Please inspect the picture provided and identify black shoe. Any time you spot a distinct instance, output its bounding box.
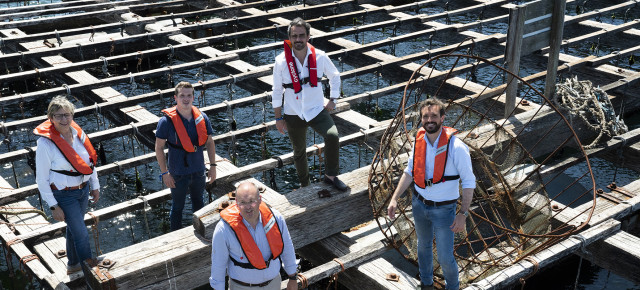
[324,176,348,191]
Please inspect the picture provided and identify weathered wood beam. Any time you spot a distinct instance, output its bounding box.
[284,240,392,289]
[579,230,640,284]
[0,54,238,105]
[83,164,373,288]
[297,221,420,289]
[0,30,175,67]
[0,18,155,48]
[0,41,207,83]
[0,0,104,14]
[0,7,130,29]
[155,0,356,34]
[0,0,148,21]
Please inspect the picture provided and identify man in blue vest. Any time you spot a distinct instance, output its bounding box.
[155,81,217,231]
[272,17,347,191]
[387,98,476,290]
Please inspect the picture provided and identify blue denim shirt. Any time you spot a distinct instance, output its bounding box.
[155,113,214,175]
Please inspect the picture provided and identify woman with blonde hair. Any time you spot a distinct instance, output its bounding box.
[34,96,100,275]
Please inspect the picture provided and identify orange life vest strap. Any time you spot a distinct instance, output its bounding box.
[220,202,284,270]
[161,106,208,153]
[283,40,317,94]
[33,120,97,175]
[412,126,458,189]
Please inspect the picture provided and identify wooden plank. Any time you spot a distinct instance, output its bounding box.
[0,0,148,21]
[504,5,526,118]
[543,0,566,99]
[298,221,419,289]
[579,230,640,284]
[0,7,130,29]
[195,165,374,244]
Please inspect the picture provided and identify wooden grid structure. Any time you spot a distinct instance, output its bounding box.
[0,0,639,289]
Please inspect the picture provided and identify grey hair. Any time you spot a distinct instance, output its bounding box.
[47,96,75,119]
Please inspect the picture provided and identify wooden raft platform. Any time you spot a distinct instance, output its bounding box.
[0,0,639,289]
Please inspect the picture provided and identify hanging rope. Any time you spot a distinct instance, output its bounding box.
[518,256,539,290]
[553,76,628,148]
[326,258,345,290]
[139,195,152,239]
[128,73,137,97]
[87,212,102,255]
[571,234,591,290]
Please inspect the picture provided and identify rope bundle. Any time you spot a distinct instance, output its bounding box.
[554,77,628,148]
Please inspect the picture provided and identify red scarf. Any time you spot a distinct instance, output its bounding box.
[283,40,317,94]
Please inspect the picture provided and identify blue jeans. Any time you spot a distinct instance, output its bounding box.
[412,196,459,290]
[170,171,206,231]
[53,186,92,267]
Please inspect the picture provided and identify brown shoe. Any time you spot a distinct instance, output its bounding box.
[84,258,98,268]
[66,264,81,275]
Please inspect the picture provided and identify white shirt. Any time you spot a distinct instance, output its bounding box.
[272,45,341,121]
[35,126,100,207]
[404,131,476,201]
[209,207,297,289]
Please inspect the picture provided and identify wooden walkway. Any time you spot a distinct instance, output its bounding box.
[0,0,639,289]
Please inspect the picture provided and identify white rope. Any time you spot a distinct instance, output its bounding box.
[553,76,628,148]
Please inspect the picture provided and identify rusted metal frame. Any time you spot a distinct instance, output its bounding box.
[608,184,635,198]
[0,54,237,105]
[0,30,174,67]
[429,39,477,99]
[0,41,205,84]
[0,7,130,30]
[0,0,148,21]
[597,190,623,204]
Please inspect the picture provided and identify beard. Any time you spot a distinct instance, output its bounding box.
[423,121,442,134]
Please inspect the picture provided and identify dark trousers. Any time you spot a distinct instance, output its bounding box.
[284,109,340,187]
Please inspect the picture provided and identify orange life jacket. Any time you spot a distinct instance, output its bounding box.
[283,40,317,94]
[413,126,460,188]
[33,120,97,176]
[220,202,284,270]
[161,106,208,153]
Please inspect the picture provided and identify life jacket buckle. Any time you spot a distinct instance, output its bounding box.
[425,179,433,187]
[193,145,198,152]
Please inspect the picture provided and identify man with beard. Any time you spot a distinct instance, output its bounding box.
[271,17,347,191]
[387,98,475,290]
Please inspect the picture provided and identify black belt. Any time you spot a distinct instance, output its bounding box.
[414,193,457,207]
[283,77,310,89]
[230,277,274,287]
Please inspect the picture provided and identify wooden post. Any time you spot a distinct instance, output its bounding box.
[544,0,567,100]
[505,5,526,119]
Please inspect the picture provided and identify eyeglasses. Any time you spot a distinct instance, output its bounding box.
[237,199,260,207]
[52,113,73,120]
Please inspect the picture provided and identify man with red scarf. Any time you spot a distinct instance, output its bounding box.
[272,17,347,191]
